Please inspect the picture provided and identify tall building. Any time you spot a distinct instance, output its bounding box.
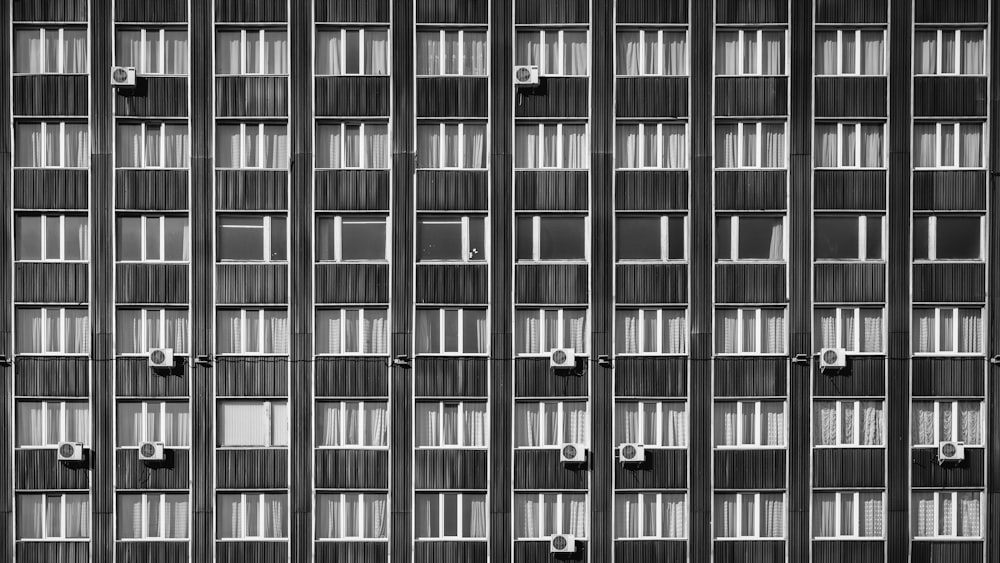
[1,0,998,561]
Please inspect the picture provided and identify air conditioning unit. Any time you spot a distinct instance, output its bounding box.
[110,66,137,88]
[560,443,587,464]
[938,441,965,464]
[550,348,576,370]
[138,441,165,462]
[148,348,174,369]
[819,347,847,372]
[550,533,576,554]
[57,442,84,462]
[513,65,540,87]
[619,443,646,463]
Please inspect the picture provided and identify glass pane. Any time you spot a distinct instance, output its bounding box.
[340,218,386,261]
[538,217,585,260]
[814,216,859,259]
[738,217,783,260]
[418,219,463,260]
[217,216,265,260]
[617,217,661,260]
[15,216,42,260]
[935,216,980,259]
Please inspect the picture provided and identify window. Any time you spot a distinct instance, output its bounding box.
[912,491,981,538]
[217,309,289,354]
[813,492,883,538]
[914,123,983,168]
[914,29,985,75]
[15,307,90,354]
[415,493,488,539]
[117,493,189,539]
[814,307,884,353]
[117,401,190,447]
[912,401,982,447]
[116,28,188,74]
[14,27,87,73]
[616,123,688,169]
[912,307,982,354]
[714,493,784,538]
[416,29,487,75]
[815,123,885,168]
[515,401,588,448]
[814,215,883,261]
[316,493,387,539]
[615,309,687,354]
[515,29,588,75]
[417,216,487,262]
[15,215,89,261]
[617,29,688,76]
[617,216,685,261]
[813,400,884,446]
[217,215,287,262]
[217,401,288,448]
[415,309,488,354]
[715,309,785,354]
[514,493,588,539]
[914,215,983,260]
[316,309,388,355]
[615,402,687,447]
[715,29,785,75]
[714,401,786,448]
[316,123,389,169]
[516,216,587,261]
[217,493,287,539]
[815,29,884,75]
[716,215,784,261]
[216,123,288,169]
[316,401,388,448]
[16,401,90,447]
[116,123,189,168]
[316,28,388,75]
[117,215,190,262]
[515,309,588,354]
[17,494,90,539]
[515,123,588,169]
[316,216,387,262]
[416,402,487,448]
[715,122,786,168]
[616,493,687,539]
[15,122,89,168]
[117,309,189,355]
[216,29,288,75]
[416,123,487,168]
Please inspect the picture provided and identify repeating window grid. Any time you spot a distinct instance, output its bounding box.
[18,494,88,539]
[913,401,982,446]
[419,309,486,355]
[18,307,85,355]
[616,123,688,169]
[417,493,486,540]
[417,123,485,169]
[220,123,286,169]
[417,402,486,448]
[318,28,387,76]
[117,123,186,168]
[521,29,588,76]
[814,215,882,261]
[719,215,787,261]
[817,307,884,353]
[814,400,883,447]
[717,122,787,169]
[517,493,586,539]
[914,123,984,168]
[816,29,884,75]
[418,217,486,263]
[517,123,588,169]
[220,309,282,355]
[117,309,185,354]
[317,309,386,355]
[815,123,885,168]
[519,309,589,354]
[120,401,182,446]
[521,217,589,262]
[717,29,785,76]
[318,493,386,539]
[814,491,884,539]
[120,493,182,540]
[319,401,387,449]
[915,216,985,260]
[916,29,986,75]
[716,401,786,448]
[517,402,588,448]
[617,309,687,355]
[914,307,983,355]
[617,29,688,76]
[16,401,86,448]
[17,122,85,168]
[618,402,687,448]
[912,491,983,539]
[319,123,386,169]
[18,215,85,261]
[323,216,388,262]
[119,29,181,75]
[418,30,485,76]
[217,29,285,75]
[615,493,686,539]
[220,493,285,539]
[716,308,786,355]
[716,493,784,539]
[15,28,86,74]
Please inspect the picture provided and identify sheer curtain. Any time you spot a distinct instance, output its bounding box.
[665,32,687,75]
[913,124,935,167]
[662,124,687,168]
[814,402,838,445]
[815,310,837,349]
[164,494,189,538]
[715,124,738,168]
[762,32,784,74]
[617,32,640,75]
[616,125,638,168]
[317,31,341,74]
[911,402,935,445]
[959,124,982,167]
[164,124,189,167]
[861,31,884,74]
[465,495,488,537]
[16,402,45,446]
[615,494,639,537]
[366,124,388,169]
[165,309,189,353]
[762,402,785,445]
[714,403,737,446]
[514,495,538,538]
[616,310,638,354]
[465,32,487,75]
[860,124,883,167]
[663,495,686,537]
[716,310,738,353]
[816,32,837,74]
[961,31,983,74]
[914,31,936,74]
[464,403,487,447]
[364,30,388,74]
[663,403,687,446]
[515,32,540,68]
[861,493,883,537]
[861,401,884,445]
[264,310,288,354]
[218,401,269,446]
[761,494,784,537]
[15,30,43,73]
[263,125,288,169]
[565,495,588,537]
[514,403,537,447]
[813,493,836,537]
[815,124,837,166]
[860,309,883,352]
[763,309,785,353]
[215,31,241,74]
[315,310,341,354]
[416,403,439,447]
[958,402,981,444]
[163,402,190,446]
[564,403,588,444]
[563,125,587,168]
[762,123,785,167]
[912,309,933,352]
[663,309,685,353]
[215,124,241,168]
[564,31,588,75]
[958,309,982,353]
[464,124,486,168]
[913,493,935,536]
[514,125,538,168]
[261,494,286,537]
[957,492,980,536]
[714,495,737,537]
[715,32,738,74]
[316,402,341,446]
[616,402,640,443]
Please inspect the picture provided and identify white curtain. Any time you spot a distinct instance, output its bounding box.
[665,32,687,75]
[615,494,642,538]
[762,31,784,74]
[218,401,270,447]
[761,494,784,537]
[263,310,288,354]
[761,402,785,446]
[715,309,738,353]
[961,31,983,74]
[814,402,838,445]
[714,403,737,446]
[762,309,785,354]
[715,124,738,168]
[316,310,341,354]
[464,124,486,168]
[662,123,687,168]
[615,402,641,443]
[662,309,686,354]
[564,403,588,444]
[913,124,935,167]
[262,125,288,169]
[959,123,982,167]
[316,402,343,446]
[365,124,388,169]
[958,308,982,353]
[663,403,687,446]
[565,494,588,537]
[316,30,341,74]
[860,124,882,167]
[514,125,538,168]
[617,32,640,75]
[762,123,785,167]
[815,309,837,349]
[860,309,883,353]
[564,31,588,75]
[464,495,488,537]
[861,31,884,74]
[16,402,46,446]
[663,495,686,537]
[913,493,935,536]
[815,124,837,166]
[957,492,980,536]
[416,403,439,447]
[216,124,241,168]
[861,493,883,537]
[464,403,487,447]
[714,495,737,537]
[813,493,836,537]
[957,402,981,444]
[815,32,837,74]
[215,31,241,74]
[464,31,487,75]
[911,402,936,445]
[164,124,189,167]
[163,494,188,538]
[715,32,738,74]
[616,310,639,354]
[860,401,884,445]
[363,30,388,74]
[912,309,933,353]
[563,125,587,168]
[514,494,538,538]
[914,31,936,74]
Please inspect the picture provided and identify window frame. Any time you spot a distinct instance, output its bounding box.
[116,214,189,263]
[911,491,983,539]
[14,26,88,74]
[814,122,886,168]
[215,122,288,170]
[812,491,884,539]
[515,28,590,76]
[117,492,189,540]
[216,400,288,448]
[14,214,89,262]
[415,28,488,76]
[615,27,689,77]
[116,122,190,169]
[15,400,90,449]
[912,306,984,355]
[216,214,287,263]
[813,214,884,262]
[115,27,188,75]
[714,492,786,539]
[116,307,189,355]
[416,215,488,263]
[15,121,89,169]
[615,308,688,355]
[814,28,886,76]
[315,308,389,356]
[315,492,388,540]
[913,122,984,169]
[513,492,589,540]
[714,307,787,355]
[216,492,287,540]
[315,401,389,449]
[714,400,787,449]
[415,122,488,169]
[813,306,885,354]
[911,400,983,447]
[514,122,589,169]
[516,215,589,262]
[16,493,90,540]
[615,401,688,448]
[316,215,388,262]
[515,308,590,355]
[215,308,289,355]
[514,401,589,449]
[715,27,787,76]
[315,122,389,170]
[415,492,488,540]
[117,400,190,448]
[15,306,90,355]
[913,28,987,76]
[315,27,389,76]
[415,401,488,449]
[813,400,885,447]
[215,28,288,76]
[615,122,689,169]
[913,215,984,261]
[616,215,687,262]
[714,121,787,169]
[414,308,489,355]
[716,215,787,262]
[614,492,688,539]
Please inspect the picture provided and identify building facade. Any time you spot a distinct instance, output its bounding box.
[1,0,999,561]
